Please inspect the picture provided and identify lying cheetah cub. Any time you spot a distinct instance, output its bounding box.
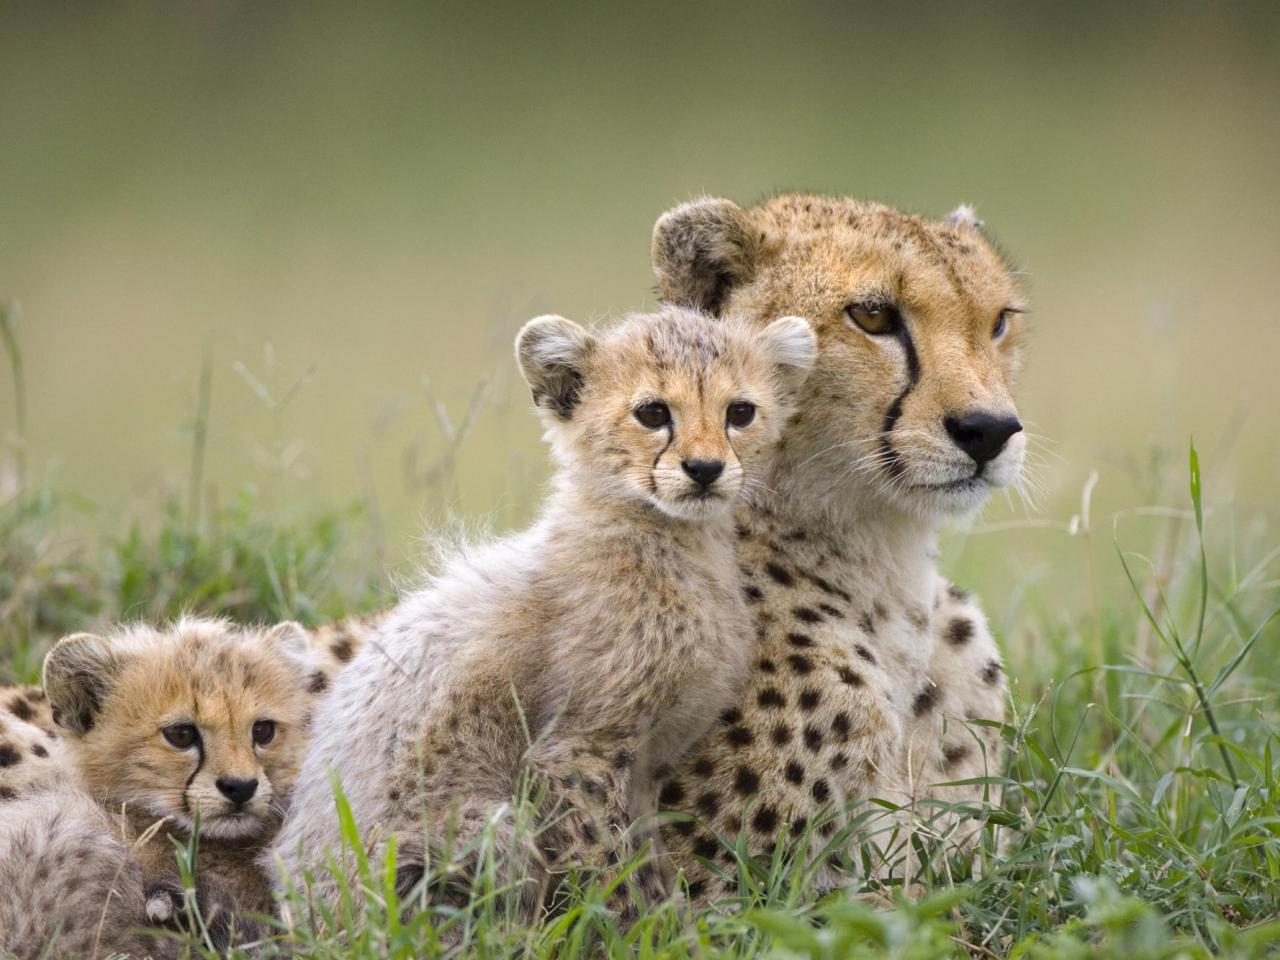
[273,305,816,915]
[0,618,321,958]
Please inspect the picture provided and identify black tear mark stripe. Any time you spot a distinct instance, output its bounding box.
[879,322,921,479]
[648,424,675,494]
[182,740,206,814]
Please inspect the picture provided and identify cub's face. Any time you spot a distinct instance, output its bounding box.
[517,305,816,521]
[44,619,313,840]
[653,195,1028,518]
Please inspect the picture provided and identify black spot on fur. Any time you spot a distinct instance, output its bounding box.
[0,786,14,801]
[7,697,34,722]
[330,637,355,663]
[772,723,792,746]
[757,687,785,709]
[752,806,779,834]
[854,644,876,663]
[764,562,794,587]
[830,753,848,771]
[735,524,750,540]
[743,584,763,603]
[811,779,831,803]
[758,658,777,673]
[659,780,685,806]
[692,757,715,778]
[859,613,876,635]
[686,878,707,899]
[787,632,814,648]
[388,788,401,802]
[788,654,814,674]
[0,744,18,767]
[837,666,864,687]
[734,767,760,796]
[948,584,970,602]
[784,761,804,784]
[307,672,330,694]
[803,725,824,752]
[31,744,47,758]
[719,706,743,726]
[873,601,889,621]
[798,689,821,711]
[696,792,720,817]
[672,819,696,836]
[942,743,971,768]
[818,603,844,619]
[793,606,822,624]
[790,816,808,836]
[801,572,852,602]
[693,836,719,860]
[946,618,974,645]
[614,749,634,770]
[831,712,851,740]
[912,684,939,717]
[982,660,1004,685]
[726,725,754,748]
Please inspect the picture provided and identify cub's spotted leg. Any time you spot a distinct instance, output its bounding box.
[530,729,669,918]
[386,802,549,922]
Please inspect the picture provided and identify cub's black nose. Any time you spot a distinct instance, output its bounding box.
[215,777,259,805]
[944,412,1023,465]
[682,458,725,488]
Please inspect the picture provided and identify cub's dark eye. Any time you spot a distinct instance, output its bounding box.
[993,311,1009,340]
[162,723,198,750]
[633,401,671,429]
[726,401,757,428]
[252,720,276,746]
[844,302,899,336]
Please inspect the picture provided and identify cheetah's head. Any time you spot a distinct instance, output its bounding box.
[652,195,1028,520]
[517,304,816,521]
[43,618,315,840]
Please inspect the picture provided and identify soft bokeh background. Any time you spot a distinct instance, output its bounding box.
[2,1,1277,631]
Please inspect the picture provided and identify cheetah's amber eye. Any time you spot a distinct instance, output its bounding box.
[162,723,199,750]
[633,401,671,429]
[844,302,900,336]
[252,720,276,746]
[726,401,756,428]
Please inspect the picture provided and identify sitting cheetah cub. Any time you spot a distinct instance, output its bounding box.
[273,305,816,916]
[0,618,320,958]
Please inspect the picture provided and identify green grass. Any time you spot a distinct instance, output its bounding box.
[2,326,1279,958]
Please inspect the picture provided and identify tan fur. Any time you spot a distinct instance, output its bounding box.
[646,194,1020,898]
[0,684,70,799]
[0,619,322,957]
[272,305,816,918]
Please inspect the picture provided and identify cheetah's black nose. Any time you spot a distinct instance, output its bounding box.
[682,458,724,488]
[944,412,1023,466]
[215,777,259,806]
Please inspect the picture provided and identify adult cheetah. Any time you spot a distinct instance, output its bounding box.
[648,195,1022,898]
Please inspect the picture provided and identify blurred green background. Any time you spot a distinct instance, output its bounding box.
[1,1,1277,629]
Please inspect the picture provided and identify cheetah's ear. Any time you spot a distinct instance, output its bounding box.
[759,315,818,395]
[652,197,759,315]
[516,315,596,421]
[261,621,311,660]
[945,204,984,230]
[43,633,125,736]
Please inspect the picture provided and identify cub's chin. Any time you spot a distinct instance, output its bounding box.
[652,489,736,522]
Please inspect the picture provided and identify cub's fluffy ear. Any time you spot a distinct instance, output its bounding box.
[652,197,759,314]
[262,620,311,659]
[759,315,818,394]
[945,203,984,230]
[43,633,124,735]
[516,315,596,420]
